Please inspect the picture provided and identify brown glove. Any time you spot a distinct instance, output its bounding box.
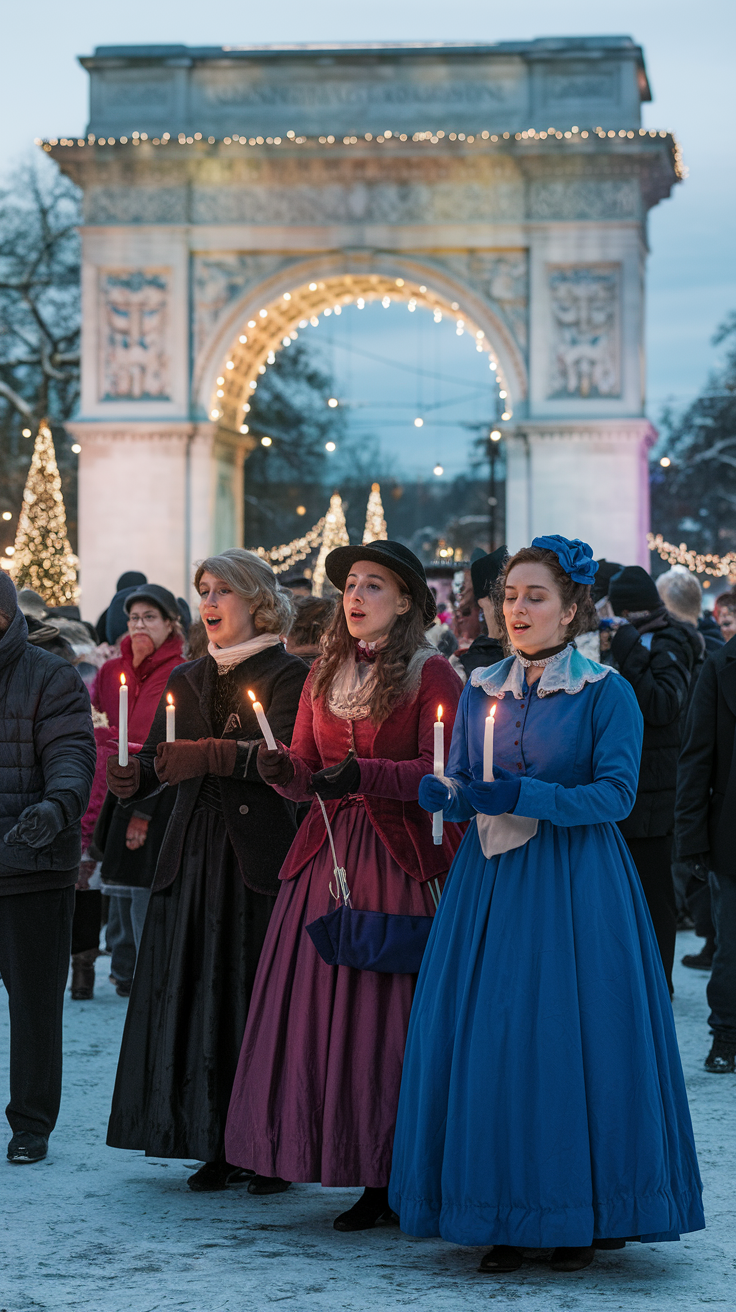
[155,738,237,786]
[107,757,141,799]
[125,815,149,850]
[257,740,295,787]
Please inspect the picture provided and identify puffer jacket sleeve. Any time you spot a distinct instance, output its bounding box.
[34,660,96,825]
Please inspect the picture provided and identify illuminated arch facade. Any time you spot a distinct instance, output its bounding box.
[54,39,680,614]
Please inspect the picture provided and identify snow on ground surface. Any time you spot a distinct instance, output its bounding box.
[0,929,733,1312]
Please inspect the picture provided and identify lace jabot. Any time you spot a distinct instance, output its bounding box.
[470,643,610,700]
[325,645,437,720]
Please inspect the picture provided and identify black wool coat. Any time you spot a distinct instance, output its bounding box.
[130,643,308,897]
[675,634,736,878]
[611,618,699,839]
[0,607,96,895]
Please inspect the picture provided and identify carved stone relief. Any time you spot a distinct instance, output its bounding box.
[548,264,620,399]
[530,179,639,222]
[99,269,170,401]
[193,255,295,359]
[436,252,529,354]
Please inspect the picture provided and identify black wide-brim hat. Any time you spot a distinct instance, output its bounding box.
[325,541,437,626]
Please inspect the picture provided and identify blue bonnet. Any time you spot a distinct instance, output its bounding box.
[531,535,599,586]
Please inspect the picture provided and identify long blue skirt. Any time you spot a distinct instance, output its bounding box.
[389,819,704,1248]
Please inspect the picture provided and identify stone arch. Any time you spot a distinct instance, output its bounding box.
[194,254,528,454]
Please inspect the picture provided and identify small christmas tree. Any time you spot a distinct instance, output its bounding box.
[362,482,388,544]
[312,492,349,596]
[10,420,79,605]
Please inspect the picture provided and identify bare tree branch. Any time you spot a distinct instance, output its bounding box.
[0,380,33,420]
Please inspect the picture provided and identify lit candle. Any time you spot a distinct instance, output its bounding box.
[247,689,277,750]
[433,704,444,845]
[483,703,496,782]
[166,692,175,743]
[118,674,128,766]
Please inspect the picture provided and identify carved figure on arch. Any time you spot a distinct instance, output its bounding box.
[100,269,170,402]
[548,264,620,399]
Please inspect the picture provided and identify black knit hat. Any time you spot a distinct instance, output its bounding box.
[470,544,508,601]
[0,570,18,619]
[592,558,623,604]
[325,541,437,625]
[609,565,660,614]
[124,584,181,623]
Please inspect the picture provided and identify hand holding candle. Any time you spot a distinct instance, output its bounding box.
[248,689,277,750]
[483,703,496,782]
[118,674,128,766]
[166,692,176,743]
[433,704,444,845]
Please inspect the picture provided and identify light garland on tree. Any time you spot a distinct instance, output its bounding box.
[648,533,736,579]
[312,494,349,597]
[8,421,79,604]
[253,518,326,574]
[363,482,388,544]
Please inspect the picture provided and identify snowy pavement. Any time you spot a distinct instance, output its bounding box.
[0,929,733,1312]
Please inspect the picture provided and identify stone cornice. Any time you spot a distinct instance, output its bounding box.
[511,418,657,446]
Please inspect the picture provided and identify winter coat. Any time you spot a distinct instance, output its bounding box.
[275,653,465,883]
[92,632,185,745]
[675,634,736,879]
[131,643,308,896]
[698,612,725,655]
[610,617,700,838]
[0,608,96,895]
[451,635,505,685]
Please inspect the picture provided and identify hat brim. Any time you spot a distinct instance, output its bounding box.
[325,546,437,625]
[124,588,179,621]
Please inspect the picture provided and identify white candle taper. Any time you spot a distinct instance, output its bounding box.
[166,692,175,743]
[248,689,277,750]
[432,704,444,845]
[118,674,128,766]
[483,703,496,782]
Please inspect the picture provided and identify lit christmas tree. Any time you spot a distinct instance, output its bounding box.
[362,482,388,544]
[9,420,79,605]
[312,491,349,596]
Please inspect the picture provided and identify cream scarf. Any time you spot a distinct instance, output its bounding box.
[208,631,282,675]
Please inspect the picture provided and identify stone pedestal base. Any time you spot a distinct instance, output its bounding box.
[505,420,656,567]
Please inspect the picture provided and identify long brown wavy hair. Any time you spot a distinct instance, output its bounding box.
[311,588,432,724]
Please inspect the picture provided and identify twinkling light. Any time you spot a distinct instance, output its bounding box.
[648,533,736,578]
[312,494,349,596]
[10,420,79,604]
[362,483,388,544]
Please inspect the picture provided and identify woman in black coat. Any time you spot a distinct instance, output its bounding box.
[106,549,308,1190]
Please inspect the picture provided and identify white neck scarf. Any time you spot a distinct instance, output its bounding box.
[208,631,282,675]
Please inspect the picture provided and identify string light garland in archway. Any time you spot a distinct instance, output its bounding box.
[648,533,736,579]
[253,517,326,574]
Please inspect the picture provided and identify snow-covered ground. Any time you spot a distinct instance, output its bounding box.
[0,930,732,1312]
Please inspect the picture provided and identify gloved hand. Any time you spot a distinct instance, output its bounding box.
[4,799,66,848]
[107,757,141,799]
[76,853,97,890]
[310,751,361,799]
[684,852,710,882]
[418,774,452,813]
[125,816,149,850]
[155,738,237,786]
[257,741,295,787]
[467,778,521,816]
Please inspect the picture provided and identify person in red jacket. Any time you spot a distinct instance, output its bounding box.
[224,542,464,1231]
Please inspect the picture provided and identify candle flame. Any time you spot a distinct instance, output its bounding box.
[491,705,496,720]
[247,690,256,702]
[166,693,174,706]
[120,673,126,686]
[437,705,443,722]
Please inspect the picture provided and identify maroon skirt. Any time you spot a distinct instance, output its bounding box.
[224,798,439,1187]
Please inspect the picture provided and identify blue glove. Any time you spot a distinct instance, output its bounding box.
[466,779,521,816]
[418,774,452,813]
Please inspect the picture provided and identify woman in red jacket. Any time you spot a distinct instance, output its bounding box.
[225,541,464,1231]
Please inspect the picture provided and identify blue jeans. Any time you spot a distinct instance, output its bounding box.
[707,871,736,1043]
[105,887,151,984]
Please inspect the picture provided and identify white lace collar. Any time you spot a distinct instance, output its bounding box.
[470,644,610,700]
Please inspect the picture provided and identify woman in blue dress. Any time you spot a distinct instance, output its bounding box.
[389,536,704,1274]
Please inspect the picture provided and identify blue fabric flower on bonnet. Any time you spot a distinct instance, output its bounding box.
[531,535,599,585]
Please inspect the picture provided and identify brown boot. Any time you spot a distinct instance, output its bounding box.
[70,949,98,1000]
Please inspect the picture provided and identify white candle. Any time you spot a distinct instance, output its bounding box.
[166,693,175,743]
[118,675,128,766]
[433,705,444,845]
[248,689,277,751]
[483,703,496,782]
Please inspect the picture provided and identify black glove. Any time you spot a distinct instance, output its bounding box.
[685,853,710,882]
[4,799,66,849]
[310,751,361,800]
[257,741,295,788]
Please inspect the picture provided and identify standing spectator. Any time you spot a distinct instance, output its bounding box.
[713,590,736,643]
[285,595,335,666]
[451,545,507,683]
[606,565,701,993]
[657,566,720,663]
[282,575,313,598]
[95,571,147,645]
[676,633,736,1072]
[0,574,96,1164]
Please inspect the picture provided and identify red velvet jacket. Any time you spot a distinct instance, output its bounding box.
[92,632,185,745]
[276,652,465,882]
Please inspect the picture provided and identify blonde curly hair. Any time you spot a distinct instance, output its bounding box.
[194,549,294,636]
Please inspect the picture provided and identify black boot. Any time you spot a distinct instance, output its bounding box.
[593,1238,626,1250]
[7,1131,48,1164]
[550,1246,595,1271]
[704,1037,736,1073]
[478,1246,523,1272]
[333,1186,397,1232]
[187,1161,252,1191]
[682,947,714,971]
[70,949,97,1000]
[247,1174,291,1195]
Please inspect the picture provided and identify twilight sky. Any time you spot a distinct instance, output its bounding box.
[3,0,735,477]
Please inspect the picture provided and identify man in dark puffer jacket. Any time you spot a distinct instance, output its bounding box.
[605,565,702,995]
[0,574,95,1165]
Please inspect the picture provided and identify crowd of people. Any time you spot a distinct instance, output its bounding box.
[2,529,734,1277]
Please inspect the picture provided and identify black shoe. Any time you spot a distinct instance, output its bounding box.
[333,1186,397,1232]
[187,1160,253,1192]
[704,1038,736,1073]
[478,1245,523,1273]
[682,949,714,971]
[550,1245,595,1271]
[109,975,131,998]
[676,911,695,931]
[7,1131,48,1164]
[593,1238,626,1250]
[70,949,97,1000]
[247,1174,291,1196]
